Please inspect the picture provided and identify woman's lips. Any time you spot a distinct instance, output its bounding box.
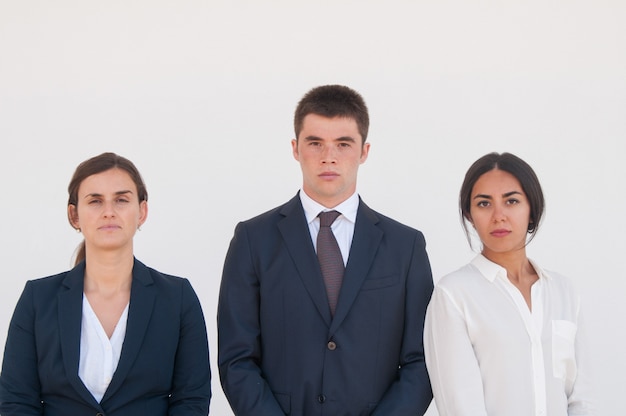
[490,229,511,237]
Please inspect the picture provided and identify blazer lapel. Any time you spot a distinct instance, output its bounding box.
[330,200,383,335]
[278,195,333,326]
[57,262,103,409]
[101,259,156,402]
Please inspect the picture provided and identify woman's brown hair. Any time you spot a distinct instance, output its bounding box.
[68,152,148,266]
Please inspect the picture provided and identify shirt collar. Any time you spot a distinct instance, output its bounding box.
[471,254,552,283]
[299,189,359,225]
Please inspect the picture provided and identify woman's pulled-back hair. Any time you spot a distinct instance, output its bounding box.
[459,152,545,248]
[68,152,148,265]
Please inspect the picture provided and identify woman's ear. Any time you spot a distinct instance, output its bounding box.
[138,201,148,228]
[68,204,80,230]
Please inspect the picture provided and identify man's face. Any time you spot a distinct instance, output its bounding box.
[292,114,370,208]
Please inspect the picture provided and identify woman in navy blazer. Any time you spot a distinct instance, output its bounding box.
[0,152,211,415]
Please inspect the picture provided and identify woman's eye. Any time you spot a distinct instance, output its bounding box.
[507,199,520,205]
[476,201,489,208]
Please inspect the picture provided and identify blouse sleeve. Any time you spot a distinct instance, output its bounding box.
[424,285,488,416]
[566,300,596,415]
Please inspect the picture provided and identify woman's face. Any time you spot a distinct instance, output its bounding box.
[69,168,147,256]
[468,169,531,259]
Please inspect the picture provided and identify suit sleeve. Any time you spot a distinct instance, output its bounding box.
[168,279,212,416]
[371,231,434,415]
[217,222,286,416]
[423,284,489,416]
[0,281,44,415]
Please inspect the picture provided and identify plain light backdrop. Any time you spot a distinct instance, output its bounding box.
[1,1,624,414]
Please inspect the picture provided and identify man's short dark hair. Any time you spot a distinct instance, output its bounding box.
[294,85,369,144]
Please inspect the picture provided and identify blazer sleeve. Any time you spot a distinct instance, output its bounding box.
[0,281,44,415]
[371,231,434,416]
[217,222,286,416]
[168,278,212,416]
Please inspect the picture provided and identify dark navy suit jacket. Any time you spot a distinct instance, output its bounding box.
[218,195,434,415]
[0,258,211,416]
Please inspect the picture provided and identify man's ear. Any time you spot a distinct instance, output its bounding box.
[291,139,299,161]
[359,142,370,164]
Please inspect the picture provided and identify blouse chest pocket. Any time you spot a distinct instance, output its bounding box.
[551,320,577,384]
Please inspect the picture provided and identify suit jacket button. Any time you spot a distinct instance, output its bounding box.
[327,341,337,350]
[96,413,104,416]
[317,394,326,403]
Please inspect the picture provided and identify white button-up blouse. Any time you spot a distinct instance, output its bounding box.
[424,255,594,416]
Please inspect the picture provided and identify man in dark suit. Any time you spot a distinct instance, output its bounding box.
[218,85,433,415]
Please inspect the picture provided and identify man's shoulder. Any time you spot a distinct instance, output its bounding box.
[358,201,423,236]
[238,194,302,228]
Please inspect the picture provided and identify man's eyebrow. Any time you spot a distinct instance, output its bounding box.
[83,190,133,199]
[302,136,357,142]
[335,136,356,143]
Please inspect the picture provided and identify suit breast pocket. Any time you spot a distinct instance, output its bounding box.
[360,274,399,291]
[552,319,577,384]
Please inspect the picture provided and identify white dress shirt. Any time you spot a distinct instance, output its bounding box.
[299,189,359,265]
[79,296,129,403]
[424,254,594,416]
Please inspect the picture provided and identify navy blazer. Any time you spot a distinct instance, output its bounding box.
[218,195,434,415]
[0,258,211,416]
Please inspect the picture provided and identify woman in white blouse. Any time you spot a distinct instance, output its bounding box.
[0,152,211,415]
[424,152,594,416]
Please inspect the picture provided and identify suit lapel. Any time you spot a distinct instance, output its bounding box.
[57,262,103,409]
[330,200,382,335]
[278,195,333,326]
[101,259,156,403]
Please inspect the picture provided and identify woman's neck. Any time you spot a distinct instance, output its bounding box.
[482,248,531,281]
[83,250,134,294]
[483,248,538,310]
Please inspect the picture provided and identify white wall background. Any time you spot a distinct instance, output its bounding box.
[1,1,624,414]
